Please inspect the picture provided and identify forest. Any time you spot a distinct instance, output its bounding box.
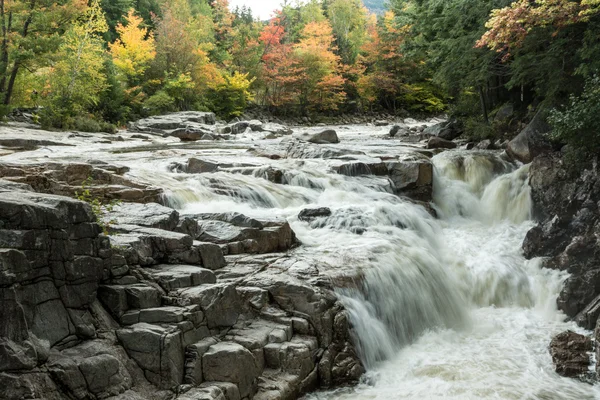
[0,0,599,152]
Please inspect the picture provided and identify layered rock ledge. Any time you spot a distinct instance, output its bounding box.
[0,184,363,400]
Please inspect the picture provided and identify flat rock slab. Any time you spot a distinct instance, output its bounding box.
[128,112,217,135]
[102,203,179,231]
[146,265,216,290]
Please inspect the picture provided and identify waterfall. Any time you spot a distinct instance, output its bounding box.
[117,131,597,399]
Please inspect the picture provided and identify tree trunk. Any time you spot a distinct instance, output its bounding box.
[479,86,489,124]
[3,0,35,106]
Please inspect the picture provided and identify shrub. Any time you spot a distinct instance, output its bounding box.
[144,90,175,115]
[208,72,255,119]
[73,116,117,134]
[549,75,600,157]
[400,83,447,114]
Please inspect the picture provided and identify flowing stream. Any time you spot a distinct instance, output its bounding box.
[147,127,599,399]
[9,123,599,399]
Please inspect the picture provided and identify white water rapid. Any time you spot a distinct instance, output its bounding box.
[8,123,599,399]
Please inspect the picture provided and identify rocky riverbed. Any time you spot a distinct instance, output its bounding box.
[1,111,599,400]
[0,112,443,400]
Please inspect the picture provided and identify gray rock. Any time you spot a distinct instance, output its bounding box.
[195,242,226,270]
[185,337,218,385]
[117,323,184,389]
[506,109,553,163]
[298,208,332,222]
[202,342,259,398]
[129,112,216,135]
[200,382,240,400]
[248,120,264,131]
[178,283,242,328]
[146,265,216,291]
[124,285,162,309]
[334,162,388,177]
[297,129,339,144]
[475,139,494,150]
[262,123,293,136]
[494,103,515,123]
[178,386,226,400]
[138,307,186,324]
[389,124,408,137]
[524,153,600,320]
[286,140,363,159]
[170,127,215,141]
[427,136,457,149]
[187,159,219,174]
[102,203,179,231]
[386,158,433,202]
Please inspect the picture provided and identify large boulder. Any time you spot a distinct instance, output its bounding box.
[117,323,184,389]
[128,112,216,135]
[170,127,215,141]
[386,157,434,202]
[506,110,553,163]
[427,136,457,149]
[296,130,339,144]
[549,331,592,378]
[202,342,260,398]
[101,203,179,231]
[524,153,600,321]
[0,192,109,351]
[0,161,162,204]
[298,208,332,222]
[423,119,463,141]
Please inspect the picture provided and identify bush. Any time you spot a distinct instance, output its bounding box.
[463,117,495,141]
[39,104,74,130]
[549,75,600,156]
[208,72,255,119]
[399,83,447,114]
[73,116,117,134]
[144,90,175,115]
[39,107,116,133]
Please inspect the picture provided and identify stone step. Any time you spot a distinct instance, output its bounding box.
[98,283,162,318]
[145,264,217,291]
[253,368,318,400]
[120,305,203,326]
[263,336,318,378]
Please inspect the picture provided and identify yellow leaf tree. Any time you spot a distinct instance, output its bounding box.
[109,9,156,83]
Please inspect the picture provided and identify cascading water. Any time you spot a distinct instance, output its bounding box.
[308,151,600,400]
[54,123,599,399]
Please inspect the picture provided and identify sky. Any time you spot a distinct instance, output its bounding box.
[228,0,289,20]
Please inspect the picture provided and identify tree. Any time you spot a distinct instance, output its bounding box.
[0,0,85,109]
[327,0,369,65]
[109,9,156,83]
[41,0,108,128]
[477,0,600,57]
[357,12,407,110]
[101,0,133,42]
[258,14,303,109]
[293,20,346,112]
[392,0,514,121]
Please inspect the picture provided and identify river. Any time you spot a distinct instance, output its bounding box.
[6,121,599,399]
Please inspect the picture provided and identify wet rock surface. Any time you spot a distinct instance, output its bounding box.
[549,331,592,378]
[0,187,363,399]
[0,116,448,399]
[524,154,600,323]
